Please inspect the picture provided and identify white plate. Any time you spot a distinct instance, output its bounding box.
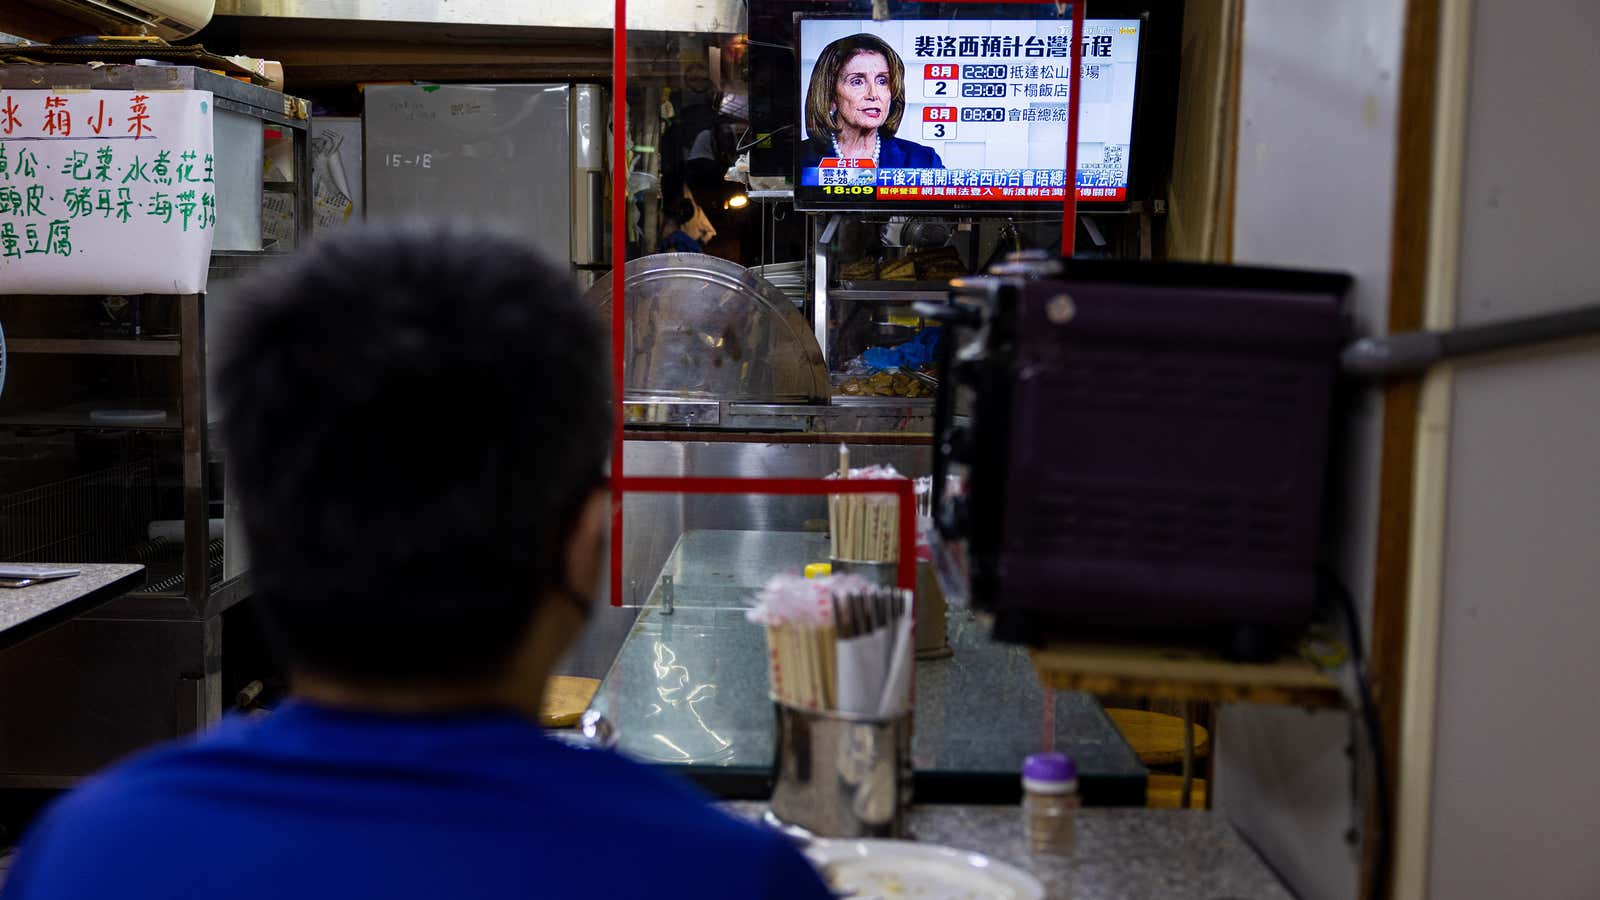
[805,839,1045,900]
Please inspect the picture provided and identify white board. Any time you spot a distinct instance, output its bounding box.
[0,89,216,295]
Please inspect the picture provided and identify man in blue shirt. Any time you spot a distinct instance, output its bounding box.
[1,224,833,900]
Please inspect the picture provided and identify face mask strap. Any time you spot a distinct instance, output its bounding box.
[554,584,595,624]
[551,472,607,625]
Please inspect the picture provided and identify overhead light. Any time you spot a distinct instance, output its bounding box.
[724,193,750,210]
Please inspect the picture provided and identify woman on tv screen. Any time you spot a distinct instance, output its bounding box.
[800,33,945,171]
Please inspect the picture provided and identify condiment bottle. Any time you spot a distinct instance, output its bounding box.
[1022,752,1079,854]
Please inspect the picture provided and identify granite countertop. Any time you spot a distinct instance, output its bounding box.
[0,564,144,652]
[725,802,1293,900]
[588,531,1146,803]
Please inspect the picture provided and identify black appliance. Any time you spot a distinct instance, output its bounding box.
[921,253,1352,656]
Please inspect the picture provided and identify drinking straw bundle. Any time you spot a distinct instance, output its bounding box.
[828,445,909,563]
[748,574,915,716]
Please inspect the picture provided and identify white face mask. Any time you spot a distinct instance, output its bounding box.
[557,493,610,622]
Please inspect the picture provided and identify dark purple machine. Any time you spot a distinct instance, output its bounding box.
[921,254,1352,656]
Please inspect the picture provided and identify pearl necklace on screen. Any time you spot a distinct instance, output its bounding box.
[833,132,881,165]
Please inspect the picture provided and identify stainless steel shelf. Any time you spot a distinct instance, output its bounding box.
[6,338,180,358]
[0,405,183,432]
[0,65,309,129]
[210,249,294,263]
[209,575,254,618]
[832,280,956,305]
[830,288,950,305]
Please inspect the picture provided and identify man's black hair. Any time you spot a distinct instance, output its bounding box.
[664,198,697,228]
[219,222,611,686]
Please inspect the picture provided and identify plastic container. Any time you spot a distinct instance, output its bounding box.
[1022,752,1079,854]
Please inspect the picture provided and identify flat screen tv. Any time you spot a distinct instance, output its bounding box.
[794,14,1145,212]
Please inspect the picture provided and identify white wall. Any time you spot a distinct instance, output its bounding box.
[1423,0,1600,896]
[1220,3,1406,898]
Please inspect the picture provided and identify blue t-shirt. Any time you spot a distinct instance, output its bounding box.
[658,229,703,254]
[1,702,832,900]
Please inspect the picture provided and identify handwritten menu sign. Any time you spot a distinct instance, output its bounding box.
[0,90,215,295]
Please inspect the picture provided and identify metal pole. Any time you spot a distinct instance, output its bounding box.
[1061,0,1086,257]
[179,292,209,618]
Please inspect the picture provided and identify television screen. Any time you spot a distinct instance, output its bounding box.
[794,16,1142,211]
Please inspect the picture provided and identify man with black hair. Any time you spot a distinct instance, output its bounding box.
[657,197,705,254]
[0,223,833,900]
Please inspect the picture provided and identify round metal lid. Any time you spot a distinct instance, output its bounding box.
[585,253,829,404]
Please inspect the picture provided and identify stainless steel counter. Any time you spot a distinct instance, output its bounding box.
[586,530,1147,804]
[0,564,143,653]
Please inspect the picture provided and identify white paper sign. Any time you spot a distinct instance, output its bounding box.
[0,89,216,295]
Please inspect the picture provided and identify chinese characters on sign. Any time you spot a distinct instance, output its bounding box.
[0,89,216,294]
[911,33,1115,59]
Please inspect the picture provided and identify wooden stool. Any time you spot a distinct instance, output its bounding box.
[1104,708,1210,767]
[541,676,600,728]
[1146,774,1208,809]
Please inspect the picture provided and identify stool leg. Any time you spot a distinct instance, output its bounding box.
[1180,702,1196,809]
[1203,705,1216,810]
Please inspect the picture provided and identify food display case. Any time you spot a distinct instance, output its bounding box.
[587,252,935,434]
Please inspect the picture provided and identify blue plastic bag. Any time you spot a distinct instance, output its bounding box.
[863,326,943,372]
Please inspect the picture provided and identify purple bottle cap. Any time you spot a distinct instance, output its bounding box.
[1023,752,1076,784]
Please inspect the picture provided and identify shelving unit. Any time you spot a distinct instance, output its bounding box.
[0,406,184,431]
[809,213,976,370]
[6,338,181,358]
[0,64,311,786]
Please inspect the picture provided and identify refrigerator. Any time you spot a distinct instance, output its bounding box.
[363,83,607,282]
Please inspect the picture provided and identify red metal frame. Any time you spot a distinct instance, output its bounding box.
[608,1,1083,603]
[1063,0,1085,256]
[610,0,628,606]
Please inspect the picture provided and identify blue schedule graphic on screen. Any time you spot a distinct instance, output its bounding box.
[796,17,1140,205]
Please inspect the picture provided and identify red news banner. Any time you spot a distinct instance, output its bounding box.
[0,89,218,294]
